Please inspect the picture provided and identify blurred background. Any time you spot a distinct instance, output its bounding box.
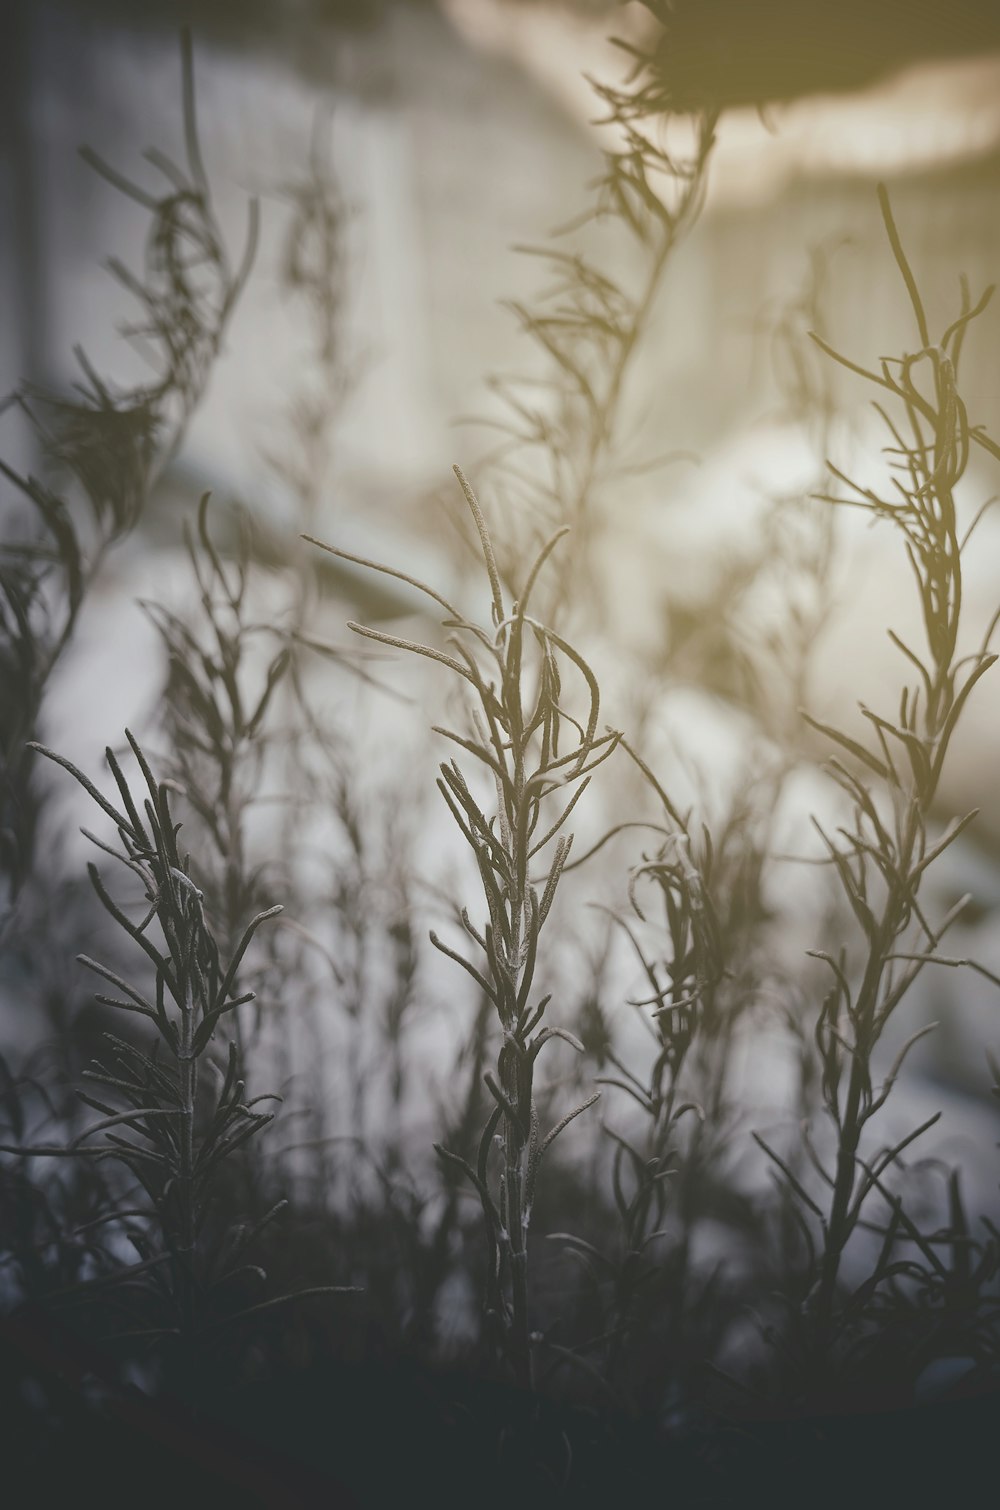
[3,0,1000,1219]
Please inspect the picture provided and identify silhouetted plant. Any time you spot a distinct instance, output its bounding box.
[463,12,717,611]
[263,108,355,529]
[757,185,1000,1390]
[0,32,257,910]
[308,464,619,1387]
[1,730,354,1361]
[146,494,292,1059]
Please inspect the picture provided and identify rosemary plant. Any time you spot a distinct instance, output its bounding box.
[773,185,1000,1380]
[0,32,257,911]
[308,464,618,1387]
[264,110,354,531]
[465,11,717,612]
[145,494,292,1064]
[2,732,352,1362]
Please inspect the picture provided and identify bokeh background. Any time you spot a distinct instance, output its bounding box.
[5,0,999,1058]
